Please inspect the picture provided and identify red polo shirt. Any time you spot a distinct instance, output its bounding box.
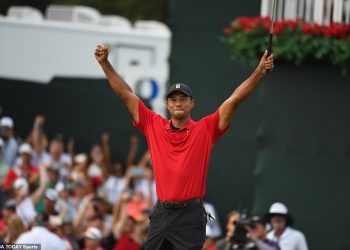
[2,165,38,189]
[133,100,229,201]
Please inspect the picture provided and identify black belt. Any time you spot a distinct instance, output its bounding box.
[156,198,202,209]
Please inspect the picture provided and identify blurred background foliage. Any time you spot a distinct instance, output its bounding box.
[0,0,169,22]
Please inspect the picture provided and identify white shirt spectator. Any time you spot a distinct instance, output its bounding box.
[47,153,72,179]
[134,178,157,204]
[16,196,37,228]
[98,176,125,204]
[32,150,51,166]
[267,227,308,250]
[16,226,66,250]
[2,137,18,167]
[88,163,103,178]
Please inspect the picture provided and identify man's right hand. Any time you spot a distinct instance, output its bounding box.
[95,44,109,64]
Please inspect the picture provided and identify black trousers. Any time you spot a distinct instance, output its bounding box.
[145,202,207,250]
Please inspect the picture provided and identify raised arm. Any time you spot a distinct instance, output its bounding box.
[30,163,48,206]
[95,44,140,122]
[26,115,48,156]
[219,51,274,130]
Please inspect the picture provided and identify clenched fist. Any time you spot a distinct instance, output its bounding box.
[94,44,109,63]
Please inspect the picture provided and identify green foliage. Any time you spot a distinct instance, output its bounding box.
[222,17,350,75]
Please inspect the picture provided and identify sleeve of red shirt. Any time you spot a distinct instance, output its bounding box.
[202,109,230,143]
[132,99,157,133]
[3,169,18,189]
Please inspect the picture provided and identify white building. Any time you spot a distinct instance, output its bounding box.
[0,5,172,116]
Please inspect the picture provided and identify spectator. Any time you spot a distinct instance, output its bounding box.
[47,162,62,188]
[132,153,157,205]
[2,143,39,191]
[98,161,126,206]
[61,215,81,250]
[16,214,66,250]
[73,194,103,239]
[112,193,143,250]
[0,138,10,185]
[97,133,127,206]
[83,227,105,250]
[121,168,151,222]
[26,115,50,166]
[55,181,75,219]
[216,210,240,250]
[3,215,24,244]
[47,136,72,179]
[124,136,157,205]
[14,163,47,228]
[49,215,80,250]
[88,145,104,187]
[44,188,59,216]
[202,202,222,250]
[72,180,91,213]
[0,199,17,238]
[0,116,18,167]
[266,202,308,250]
[245,216,280,250]
[70,153,89,184]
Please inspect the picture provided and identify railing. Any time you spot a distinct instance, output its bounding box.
[261,0,350,25]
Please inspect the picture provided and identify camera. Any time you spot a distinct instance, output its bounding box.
[231,217,261,250]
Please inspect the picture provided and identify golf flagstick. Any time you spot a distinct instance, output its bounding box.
[268,0,277,56]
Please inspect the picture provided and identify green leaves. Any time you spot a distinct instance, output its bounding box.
[222,17,350,75]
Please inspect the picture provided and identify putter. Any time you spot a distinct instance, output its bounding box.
[268,0,277,56]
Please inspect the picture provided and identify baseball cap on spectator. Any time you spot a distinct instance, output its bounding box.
[45,188,59,201]
[13,178,29,194]
[267,202,294,226]
[250,216,266,226]
[0,116,14,128]
[55,181,65,193]
[84,227,102,240]
[48,162,63,172]
[74,153,88,164]
[19,143,32,155]
[269,202,288,215]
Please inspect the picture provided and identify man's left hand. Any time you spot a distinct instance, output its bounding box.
[258,50,274,74]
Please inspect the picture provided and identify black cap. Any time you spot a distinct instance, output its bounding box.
[166,83,194,99]
[250,216,265,226]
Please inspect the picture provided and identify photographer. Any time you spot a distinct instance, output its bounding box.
[218,214,280,250]
[216,210,240,250]
[244,217,280,250]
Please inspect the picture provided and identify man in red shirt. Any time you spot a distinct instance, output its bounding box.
[3,143,39,190]
[95,44,274,249]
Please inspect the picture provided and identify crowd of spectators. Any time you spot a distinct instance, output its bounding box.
[0,110,308,250]
[0,112,156,250]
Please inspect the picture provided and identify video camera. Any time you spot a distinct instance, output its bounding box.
[231,216,263,250]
